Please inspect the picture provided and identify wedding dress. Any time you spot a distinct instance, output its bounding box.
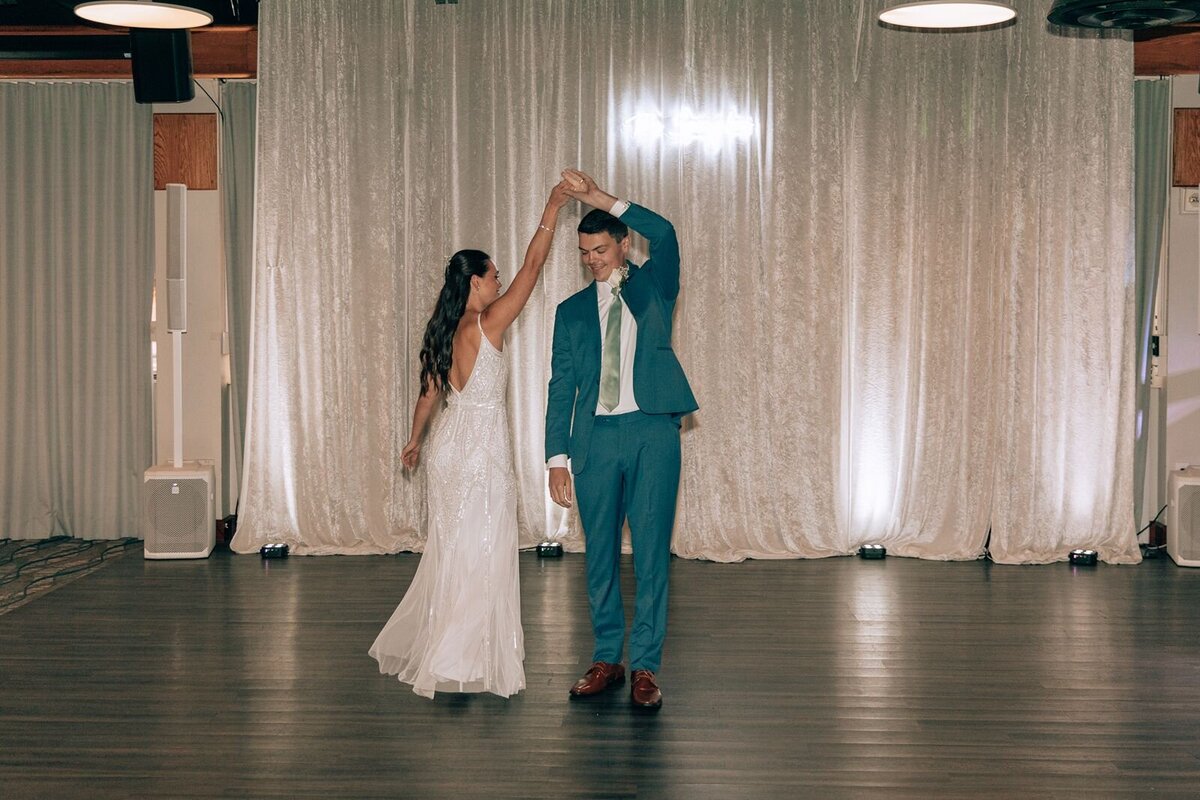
[369,317,525,698]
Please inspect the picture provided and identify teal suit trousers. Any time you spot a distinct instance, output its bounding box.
[574,411,680,672]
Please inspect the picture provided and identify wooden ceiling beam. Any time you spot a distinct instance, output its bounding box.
[0,22,1192,79]
[1136,25,1200,75]
[0,25,256,79]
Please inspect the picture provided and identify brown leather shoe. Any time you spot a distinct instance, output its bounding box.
[569,661,626,697]
[630,669,662,710]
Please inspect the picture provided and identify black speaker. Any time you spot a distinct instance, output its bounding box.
[130,29,194,104]
[1047,0,1200,29]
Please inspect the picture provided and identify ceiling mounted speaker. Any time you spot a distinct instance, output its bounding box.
[1047,0,1200,29]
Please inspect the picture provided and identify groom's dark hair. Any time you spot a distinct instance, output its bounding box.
[578,209,628,242]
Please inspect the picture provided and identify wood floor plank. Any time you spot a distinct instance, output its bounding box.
[0,551,1198,798]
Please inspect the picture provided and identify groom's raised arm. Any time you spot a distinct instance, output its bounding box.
[560,170,681,302]
[618,203,680,301]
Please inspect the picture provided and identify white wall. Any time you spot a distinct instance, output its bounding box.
[152,79,232,516]
[1165,77,1200,503]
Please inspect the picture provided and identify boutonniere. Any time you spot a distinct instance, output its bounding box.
[614,264,630,294]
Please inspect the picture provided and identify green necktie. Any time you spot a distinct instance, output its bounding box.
[599,289,622,411]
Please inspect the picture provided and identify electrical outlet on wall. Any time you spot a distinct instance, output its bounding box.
[1182,187,1200,213]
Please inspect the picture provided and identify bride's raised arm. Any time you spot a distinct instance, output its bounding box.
[481,180,571,338]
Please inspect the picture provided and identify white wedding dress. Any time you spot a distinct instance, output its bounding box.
[369,318,525,699]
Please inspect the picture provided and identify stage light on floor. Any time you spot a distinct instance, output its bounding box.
[536,541,563,558]
[260,543,289,559]
[858,544,887,559]
[1069,548,1098,566]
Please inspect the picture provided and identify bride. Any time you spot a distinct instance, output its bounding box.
[369,179,571,698]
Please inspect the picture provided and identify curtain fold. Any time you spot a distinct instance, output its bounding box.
[987,23,1138,563]
[1132,79,1169,530]
[0,82,154,541]
[235,0,1139,564]
[220,80,258,515]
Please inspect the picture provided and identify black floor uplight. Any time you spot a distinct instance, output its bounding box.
[260,543,289,559]
[858,544,887,560]
[1068,548,1098,566]
[536,541,563,558]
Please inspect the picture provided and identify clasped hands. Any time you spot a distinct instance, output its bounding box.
[561,168,602,205]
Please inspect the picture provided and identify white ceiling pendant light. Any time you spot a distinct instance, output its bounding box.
[879,1,1017,29]
[74,1,213,29]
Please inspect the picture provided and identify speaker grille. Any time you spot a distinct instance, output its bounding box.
[144,477,209,553]
[1179,484,1200,563]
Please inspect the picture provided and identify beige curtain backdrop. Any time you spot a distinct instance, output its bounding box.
[233,0,1140,564]
[0,82,154,540]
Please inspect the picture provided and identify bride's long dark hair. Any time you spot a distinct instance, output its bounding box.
[419,249,490,394]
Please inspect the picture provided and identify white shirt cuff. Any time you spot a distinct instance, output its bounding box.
[547,454,569,470]
[610,198,631,217]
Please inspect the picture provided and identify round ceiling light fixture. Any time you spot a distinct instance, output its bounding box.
[879,1,1017,29]
[74,1,214,29]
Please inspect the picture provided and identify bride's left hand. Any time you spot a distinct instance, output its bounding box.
[401,439,421,469]
[548,179,572,210]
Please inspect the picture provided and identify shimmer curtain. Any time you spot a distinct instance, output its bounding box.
[234,0,1139,564]
[1133,79,1169,529]
[220,80,257,514]
[0,82,154,541]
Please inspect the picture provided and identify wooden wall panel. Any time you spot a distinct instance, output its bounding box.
[1174,109,1200,187]
[192,25,257,78]
[154,113,217,190]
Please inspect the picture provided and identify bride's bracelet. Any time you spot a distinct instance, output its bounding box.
[537,224,554,234]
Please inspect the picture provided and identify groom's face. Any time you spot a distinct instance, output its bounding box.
[578,231,629,283]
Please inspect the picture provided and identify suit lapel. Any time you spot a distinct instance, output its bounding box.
[621,262,649,318]
[578,282,601,377]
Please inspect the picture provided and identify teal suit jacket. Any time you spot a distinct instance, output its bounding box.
[545,203,698,474]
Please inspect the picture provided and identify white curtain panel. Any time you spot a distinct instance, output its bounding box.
[235,0,1139,564]
[0,82,154,540]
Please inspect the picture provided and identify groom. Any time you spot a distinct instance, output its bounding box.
[546,169,697,710]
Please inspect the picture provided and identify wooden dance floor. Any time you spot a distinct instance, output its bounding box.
[1,548,1198,798]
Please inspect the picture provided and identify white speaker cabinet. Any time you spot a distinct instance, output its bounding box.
[143,462,215,560]
[1167,467,1200,568]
